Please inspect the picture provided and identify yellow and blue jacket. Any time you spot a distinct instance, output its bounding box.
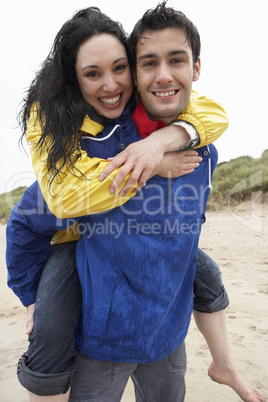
[7,100,219,363]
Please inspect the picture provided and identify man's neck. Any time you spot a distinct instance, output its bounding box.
[132,101,167,139]
[132,101,166,138]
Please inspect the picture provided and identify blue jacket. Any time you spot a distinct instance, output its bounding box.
[6,104,218,363]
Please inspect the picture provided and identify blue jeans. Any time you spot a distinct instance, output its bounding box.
[193,249,229,313]
[17,245,228,396]
[17,241,81,396]
[69,344,186,402]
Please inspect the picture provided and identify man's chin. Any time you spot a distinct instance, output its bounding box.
[152,107,180,122]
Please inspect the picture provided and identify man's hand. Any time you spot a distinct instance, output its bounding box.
[99,136,164,196]
[157,150,202,178]
[26,303,35,335]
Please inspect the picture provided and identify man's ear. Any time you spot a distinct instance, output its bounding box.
[193,58,201,82]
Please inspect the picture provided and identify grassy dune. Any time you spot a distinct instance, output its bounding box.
[207,149,268,210]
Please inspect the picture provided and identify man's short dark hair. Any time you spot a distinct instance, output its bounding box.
[129,1,201,68]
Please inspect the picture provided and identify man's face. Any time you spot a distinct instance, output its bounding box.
[134,27,201,124]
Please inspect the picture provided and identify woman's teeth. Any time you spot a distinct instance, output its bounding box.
[100,95,120,104]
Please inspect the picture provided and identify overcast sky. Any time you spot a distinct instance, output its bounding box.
[1,0,267,194]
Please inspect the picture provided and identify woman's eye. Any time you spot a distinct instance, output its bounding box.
[86,71,99,78]
[114,64,128,72]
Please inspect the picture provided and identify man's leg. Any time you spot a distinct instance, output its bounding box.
[17,241,82,400]
[131,342,186,402]
[193,249,265,402]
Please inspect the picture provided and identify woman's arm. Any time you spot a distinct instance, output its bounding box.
[26,107,136,218]
[26,91,228,218]
[175,90,228,147]
[99,91,228,195]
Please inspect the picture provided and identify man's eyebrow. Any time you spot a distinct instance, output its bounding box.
[138,50,188,62]
[138,53,156,62]
[82,57,128,71]
[169,50,188,57]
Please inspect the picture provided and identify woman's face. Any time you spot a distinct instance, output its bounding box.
[75,34,133,119]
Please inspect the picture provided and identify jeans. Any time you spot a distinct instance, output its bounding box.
[69,343,186,402]
[17,241,81,396]
[193,249,229,313]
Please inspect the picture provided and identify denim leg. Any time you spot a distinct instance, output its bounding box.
[69,351,133,401]
[193,248,229,313]
[131,343,187,402]
[17,241,82,396]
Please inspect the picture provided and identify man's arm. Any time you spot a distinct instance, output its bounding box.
[26,303,35,335]
[156,150,203,179]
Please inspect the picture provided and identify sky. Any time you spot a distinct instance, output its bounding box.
[1,0,267,194]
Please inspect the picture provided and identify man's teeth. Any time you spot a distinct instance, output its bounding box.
[155,90,176,97]
[100,95,120,104]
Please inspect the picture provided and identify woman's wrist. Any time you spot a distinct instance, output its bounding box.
[149,125,191,154]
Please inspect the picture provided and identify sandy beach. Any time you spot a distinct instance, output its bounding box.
[1,200,267,401]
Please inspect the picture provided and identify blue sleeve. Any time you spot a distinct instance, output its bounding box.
[6,181,77,306]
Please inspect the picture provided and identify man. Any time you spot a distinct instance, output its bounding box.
[67,4,217,401]
[67,5,263,401]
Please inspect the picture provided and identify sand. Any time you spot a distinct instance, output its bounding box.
[1,200,267,401]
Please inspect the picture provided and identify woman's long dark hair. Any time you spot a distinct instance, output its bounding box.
[19,7,129,187]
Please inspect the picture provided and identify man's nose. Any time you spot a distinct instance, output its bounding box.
[156,63,173,83]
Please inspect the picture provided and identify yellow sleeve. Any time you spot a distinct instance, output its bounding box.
[51,222,81,245]
[26,106,135,219]
[177,90,229,147]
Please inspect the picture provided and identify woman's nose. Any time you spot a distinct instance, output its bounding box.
[102,75,118,92]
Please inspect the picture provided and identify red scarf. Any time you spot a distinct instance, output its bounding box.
[131,101,167,138]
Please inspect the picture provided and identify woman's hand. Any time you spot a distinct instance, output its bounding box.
[99,135,165,196]
[26,303,35,335]
[157,150,202,178]
[98,125,192,196]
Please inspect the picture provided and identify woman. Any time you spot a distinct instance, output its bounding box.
[21,8,227,219]
[8,6,261,402]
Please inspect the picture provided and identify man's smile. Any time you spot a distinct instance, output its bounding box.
[153,89,179,98]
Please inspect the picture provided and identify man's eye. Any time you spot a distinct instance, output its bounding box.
[143,61,156,67]
[171,58,183,64]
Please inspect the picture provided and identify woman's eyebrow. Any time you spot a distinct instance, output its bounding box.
[82,57,128,71]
